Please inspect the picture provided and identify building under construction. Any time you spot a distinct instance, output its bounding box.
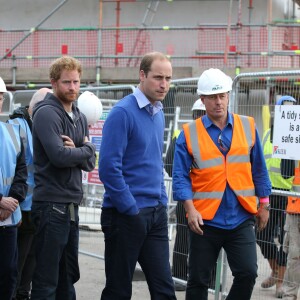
[1,3,300,299]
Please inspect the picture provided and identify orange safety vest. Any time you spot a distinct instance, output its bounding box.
[287,161,300,214]
[183,114,257,220]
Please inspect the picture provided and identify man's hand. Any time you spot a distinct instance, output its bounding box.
[183,200,204,235]
[0,208,12,221]
[0,197,19,212]
[61,135,75,148]
[256,205,270,231]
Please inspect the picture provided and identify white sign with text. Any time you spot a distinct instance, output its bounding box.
[272,105,300,159]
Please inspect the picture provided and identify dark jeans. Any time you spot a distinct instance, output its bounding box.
[31,202,80,300]
[256,193,288,266]
[186,218,257,300]
[101,203,176,300]
[15,211,36,298]
[0,225,18,300]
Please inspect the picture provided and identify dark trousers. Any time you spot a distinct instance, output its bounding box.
[186,219,257,300]
[100,203,176,300]
[0,226,18,300]
[31,202,80,300]
[256,194,288,266]
[15,211,36,298]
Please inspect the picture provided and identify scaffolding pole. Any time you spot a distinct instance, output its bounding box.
[224,0,233,66]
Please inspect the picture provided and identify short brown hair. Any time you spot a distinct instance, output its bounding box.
[49,56,82,81]
[139,52,170,77]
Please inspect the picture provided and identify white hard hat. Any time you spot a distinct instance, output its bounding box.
[0,77,7,93]
[197,68,232,96]
[77,91,103,126]
[192,99,206,111]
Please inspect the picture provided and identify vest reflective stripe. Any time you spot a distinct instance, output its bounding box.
[262,131,273,160]
[287,161,300,214]
[10,119,27,150]
[194,191,224,199]
[269,166,280,173]
[5,123,21,154]
[291,165,300,193]
[20,127,27,149]
[262,129,293,190]
[188,122,223,169]
[7,117,34,211]
[183,114,257,220]
[188,122,201,167]
[262,129,270,146]
[292,186,300,192]
[227,155,250,163]
[239,115,253,147]
[0,123,22,225]
[235,189,256,197]
[3,176,14,186]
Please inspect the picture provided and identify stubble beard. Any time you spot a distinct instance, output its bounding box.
[56,90,78,105]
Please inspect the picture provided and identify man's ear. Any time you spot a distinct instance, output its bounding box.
[50,78,57,89]
[139,70,146,82]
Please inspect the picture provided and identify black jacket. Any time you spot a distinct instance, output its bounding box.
[9,142,28,203]
[32,93,96,205]
[9,105,32,131]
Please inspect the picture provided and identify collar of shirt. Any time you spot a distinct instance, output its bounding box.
[202,112,233,155]
[201,112,233,129]
[133,87,163,116]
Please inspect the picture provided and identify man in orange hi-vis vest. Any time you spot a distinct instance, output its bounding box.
[281,158,300,300]
[172,68,272,300]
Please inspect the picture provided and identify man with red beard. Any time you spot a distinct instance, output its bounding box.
[30,56,96,300]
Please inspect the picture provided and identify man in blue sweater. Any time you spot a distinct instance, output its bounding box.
[99,52,176,300]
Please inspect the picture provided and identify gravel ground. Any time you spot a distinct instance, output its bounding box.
[75,229,300,300]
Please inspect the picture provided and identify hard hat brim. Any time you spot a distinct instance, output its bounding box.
[197,88,232,96]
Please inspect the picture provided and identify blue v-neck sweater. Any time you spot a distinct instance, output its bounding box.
[99,94,168,215]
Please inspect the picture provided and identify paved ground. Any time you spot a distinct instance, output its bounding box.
[75,229,300,300]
